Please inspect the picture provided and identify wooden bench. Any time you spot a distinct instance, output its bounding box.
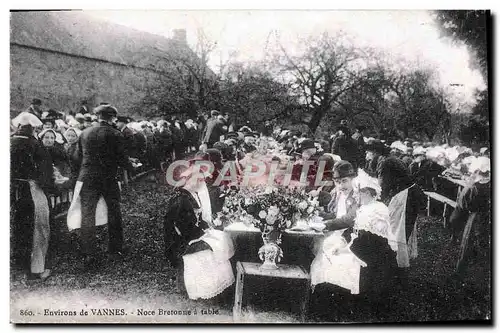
[424,191,457,228]
[233,261,311,322]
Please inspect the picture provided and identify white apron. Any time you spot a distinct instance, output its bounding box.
[28,180,50,274]
[183,229,235,300]
[310,230,367,294]
[388,186,418,268]
[66,181,108,231]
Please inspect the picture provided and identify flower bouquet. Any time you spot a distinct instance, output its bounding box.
[288,189,323,230]
[239,185,299,269]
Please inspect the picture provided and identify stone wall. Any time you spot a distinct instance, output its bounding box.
[10,44,162,119]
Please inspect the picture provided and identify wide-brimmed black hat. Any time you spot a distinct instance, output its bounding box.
[116,116,130,123]
[238,126,252,134]
[332,160,356,179]
[213,142,229,151]
[365,139,385,154]
[94,105,118,116]
[42,109,59,121]
[298,139,316,152]
[244,132,259,138]
[41,117,55,125]
[226,132,239,140]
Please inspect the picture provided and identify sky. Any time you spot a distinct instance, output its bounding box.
[87,10,487,112]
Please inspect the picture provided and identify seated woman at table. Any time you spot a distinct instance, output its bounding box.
[310,170,398,318]
[163,160,235,301]
[318,161,358,231]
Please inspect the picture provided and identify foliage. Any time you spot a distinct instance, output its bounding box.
[136,30,219,119]
[133,26,483,145]
[433,10,489,79]
[216,62,300,128]
[433,10,490,145]
[458,114,490,146]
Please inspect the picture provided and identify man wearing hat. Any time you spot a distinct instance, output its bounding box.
[201,110,224,148]
[184,119,199,153]
[26,98,43,120]
[83,114,93,129]
[319,161,359,231]
[364,139,386,178]
[352,125,368,168]
[401,147,414,168]
[332,125,359,169]
[75,105,136,270]
[73,99,89,117]
[240,132,258,155]
[290,138,323,189]
[116,116,138,158]
[41,109,58,130]
[409,146,444,191]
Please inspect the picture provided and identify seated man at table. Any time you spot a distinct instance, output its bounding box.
[319,161,358,231]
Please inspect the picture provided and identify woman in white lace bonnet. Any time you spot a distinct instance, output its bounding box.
[310,169,398,319]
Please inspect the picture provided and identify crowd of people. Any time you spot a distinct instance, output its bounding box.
[10,98,491,319]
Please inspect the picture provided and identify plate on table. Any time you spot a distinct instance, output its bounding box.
[309,222,326,232]
[224,222,260,232]
[289,223,310,231]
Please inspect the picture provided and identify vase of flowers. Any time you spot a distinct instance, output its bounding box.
[258,227,283,270]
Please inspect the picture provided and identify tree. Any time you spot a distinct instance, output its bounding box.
[433,10,489,80]
[217,61,299,128]
[271,32,366,134]
[137,28,219,119]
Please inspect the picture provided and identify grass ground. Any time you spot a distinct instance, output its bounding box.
[10,179,491,323]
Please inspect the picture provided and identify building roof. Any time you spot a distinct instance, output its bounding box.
[10,10,193,70]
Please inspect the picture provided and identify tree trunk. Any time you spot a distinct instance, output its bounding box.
[308,106,328,134]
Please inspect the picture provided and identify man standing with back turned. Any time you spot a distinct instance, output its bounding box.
[76,104,136,270]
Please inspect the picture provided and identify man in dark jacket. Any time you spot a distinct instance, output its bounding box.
[332,125,359,169]
[76,105,136,269]
[116,116,138,158]
[201,110,224,148]
[352,125,367,168]
[408,147,445,191]
[25,98,43,120]
[171,116,187,160]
